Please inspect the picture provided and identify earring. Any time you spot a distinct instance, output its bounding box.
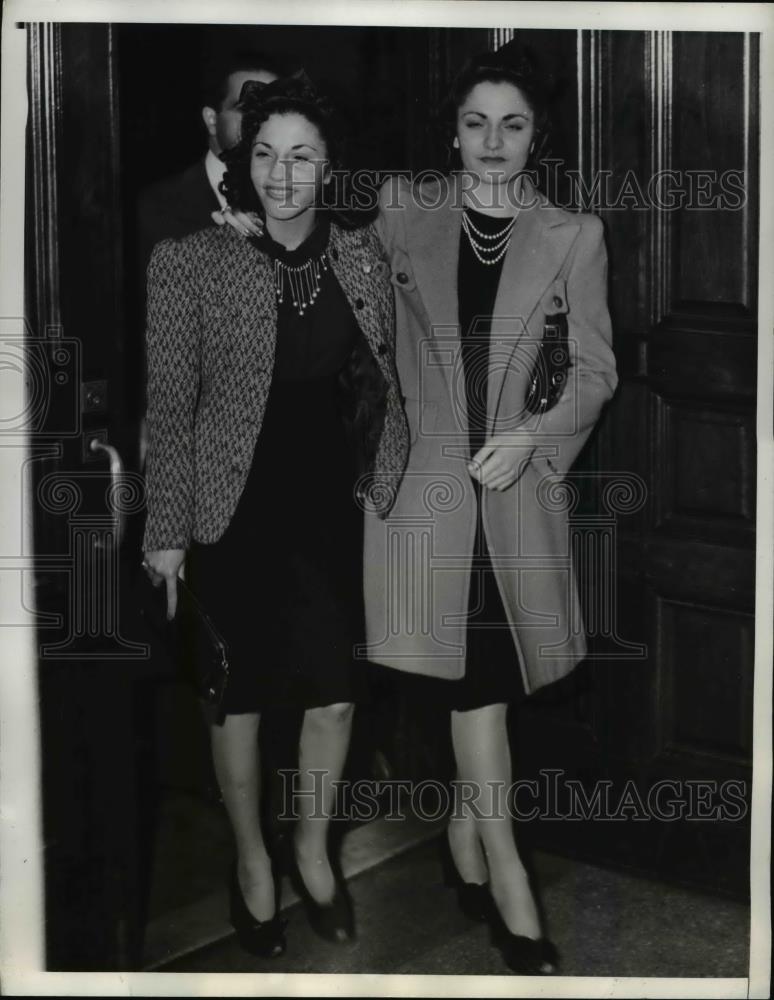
[453,136,460,149]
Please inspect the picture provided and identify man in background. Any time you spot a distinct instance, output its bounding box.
[137,48,282,281]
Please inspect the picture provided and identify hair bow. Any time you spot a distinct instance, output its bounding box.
[237,69,317,109]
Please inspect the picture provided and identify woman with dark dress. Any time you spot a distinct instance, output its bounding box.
[363,50,617,974]
[141,74,408,957]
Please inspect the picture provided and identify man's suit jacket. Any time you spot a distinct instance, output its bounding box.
[137,158,220,282]
[142,220,410,554]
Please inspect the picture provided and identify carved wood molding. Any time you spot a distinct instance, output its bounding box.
[490,28,516,51]
[741,32,758,311]
[577,29,606,212]
[26,22,62,337]
[645,30,673,330]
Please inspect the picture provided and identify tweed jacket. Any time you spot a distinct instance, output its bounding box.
[142,220,410,553]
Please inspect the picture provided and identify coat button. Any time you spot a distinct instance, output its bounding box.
[552,295,563,309]
[396,272,409,284]
[377,343,388,356]
[355,297,365,310]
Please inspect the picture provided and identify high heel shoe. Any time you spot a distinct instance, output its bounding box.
[487,895,559,975]
[286,838,355,943]
[229,861,287,958]
[438,834,493,923]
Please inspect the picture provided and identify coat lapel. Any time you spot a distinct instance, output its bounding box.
[485,181,580,430]
[407,181,463,331]
[327,225,393,384]
[328,227,370,331]
[218,228,278,390]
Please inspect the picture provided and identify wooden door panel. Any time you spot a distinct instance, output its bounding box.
[508,28,757,898]
[652,398,756,538]
[657,598,754,765]
[671,33,755,311]
[650,321,757,401]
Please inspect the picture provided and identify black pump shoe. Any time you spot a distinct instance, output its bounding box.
[229,862,287,958]
[287,843,355,943]
[438,834,493,923]
[488,903,559,975]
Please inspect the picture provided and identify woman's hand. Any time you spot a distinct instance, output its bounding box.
[468,436,537,492]
[142,548,186,620]
[210,206,263,238]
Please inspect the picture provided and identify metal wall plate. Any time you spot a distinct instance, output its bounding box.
[80,379,108,414]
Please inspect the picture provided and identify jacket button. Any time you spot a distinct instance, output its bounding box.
[355,297,365,310]
[377,343,388,356]
[552,295,563,309]
[396,272,409,284]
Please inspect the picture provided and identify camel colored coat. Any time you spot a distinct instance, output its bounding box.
[362,175,618,693]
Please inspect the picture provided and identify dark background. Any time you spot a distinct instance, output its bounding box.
[120,25,422,190]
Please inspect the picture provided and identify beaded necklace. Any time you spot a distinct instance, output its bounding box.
[273,252,329,316]
[461,209,520,265]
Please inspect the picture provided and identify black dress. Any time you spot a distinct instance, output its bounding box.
[400,207,527,712]
[455,207,527,710]
[186,219,367,714]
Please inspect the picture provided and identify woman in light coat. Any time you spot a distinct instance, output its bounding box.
[363,50,617,974]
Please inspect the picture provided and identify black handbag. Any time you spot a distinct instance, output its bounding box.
[136,570,230,721]
[524,312,570,414]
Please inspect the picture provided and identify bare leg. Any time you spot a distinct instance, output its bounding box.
[210,712,275,921]
[294,701,354,903]
[451,703,541,938]
[448,774,489,884]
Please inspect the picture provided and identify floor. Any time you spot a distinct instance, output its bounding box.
[145,800,750,980]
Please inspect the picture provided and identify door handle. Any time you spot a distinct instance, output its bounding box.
[90,438,127,548]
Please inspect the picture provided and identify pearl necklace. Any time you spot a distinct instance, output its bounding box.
[461,209,519,266]
[274,251,329,316]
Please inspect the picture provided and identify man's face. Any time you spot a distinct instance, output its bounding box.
[203,68,278,154]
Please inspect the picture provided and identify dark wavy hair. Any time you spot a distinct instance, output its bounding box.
[219,71,346,218]
[441,48,553,170]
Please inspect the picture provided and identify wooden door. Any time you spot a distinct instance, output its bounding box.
[27,22,174,969]
[514,29,756,898]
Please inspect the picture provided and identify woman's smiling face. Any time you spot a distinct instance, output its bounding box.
[249,111,330,221]
[455,80,536,187]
